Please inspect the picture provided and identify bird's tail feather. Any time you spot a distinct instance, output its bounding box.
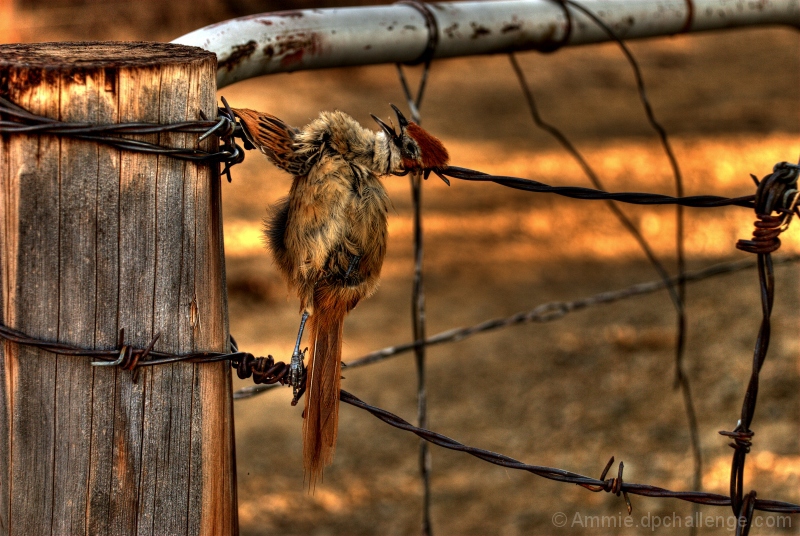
[303,300,347,488]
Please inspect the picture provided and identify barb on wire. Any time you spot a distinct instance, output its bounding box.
[339,389,800,514]
[439,166,754,208]
[722,161,800,519]
[232,254,800,400]
[510,0,701,505]
[508,53,702,503]
[551,0,697,512]
[0,323,292,384]
[0,95,246,178]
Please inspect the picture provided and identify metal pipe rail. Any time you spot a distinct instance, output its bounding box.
[174,0,800,88]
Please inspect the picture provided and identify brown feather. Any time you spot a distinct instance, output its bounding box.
[231,108,314,176]
[302,286,349,487]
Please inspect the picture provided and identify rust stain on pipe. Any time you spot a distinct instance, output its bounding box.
[266,32,323,68]
[470,22,491,38]
[219,40,257,71]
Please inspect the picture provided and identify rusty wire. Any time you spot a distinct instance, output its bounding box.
[2,272,800,518]
[4,309,799,516]
[1,165,798,524]
[0,95,246,181]
[439,165,755,208]
[339,389,800,514]
[232,253,800,400]
[509,12,702,513]
[0,323,287,381]
[719,161,800,531]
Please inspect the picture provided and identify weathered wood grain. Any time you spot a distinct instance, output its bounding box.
[5,65,61,536]
[0,42,236,535]
[0,65,8,536]
[53,63,100,536]
[86,65,122,536]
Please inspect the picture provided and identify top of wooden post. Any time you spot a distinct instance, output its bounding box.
[0,42,216,94]
[0,42,214,69]
[0,42,217,107]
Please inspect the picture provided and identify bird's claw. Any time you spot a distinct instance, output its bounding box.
[289,346,307,400]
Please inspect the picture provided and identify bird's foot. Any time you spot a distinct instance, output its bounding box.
[289,346,307,404]
[288,310,310,402]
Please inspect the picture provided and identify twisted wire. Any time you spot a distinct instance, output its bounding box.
[0,95,246,172]
[339,389,800,514]
[718,161,799,524]
[439,166,754,208]
[736,215,784,254]
[232,253,800,400]
[509,48,701,510]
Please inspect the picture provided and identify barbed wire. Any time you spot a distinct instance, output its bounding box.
[0,324,293,387]
[0,93,759,210]
[0,95,246,181]
[439,166,755,208]
[339,389,800,514]
[3,32,799,530]
[336,164,800,532]
[3,299,799,518]
[231,252,800,400]
[0,143,795,529]
[721,162,800,529]
[509,0,704,506]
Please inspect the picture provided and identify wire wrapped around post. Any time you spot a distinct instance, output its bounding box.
[0,95,248,182]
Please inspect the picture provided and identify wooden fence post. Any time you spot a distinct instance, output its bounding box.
[0,42,237,535]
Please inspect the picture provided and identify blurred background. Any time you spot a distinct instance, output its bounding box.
[2,1,799,534]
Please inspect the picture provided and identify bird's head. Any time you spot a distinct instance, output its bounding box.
[371,104,450,183]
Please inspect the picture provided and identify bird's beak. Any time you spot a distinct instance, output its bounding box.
[390,104,409,131]
[371,113,399,141]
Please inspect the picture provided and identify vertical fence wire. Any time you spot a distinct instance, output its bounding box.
[397,61,434,536]
[508,49,701,529]
[553,4,702,501]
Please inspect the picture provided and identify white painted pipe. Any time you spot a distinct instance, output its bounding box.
[173,0,800,88]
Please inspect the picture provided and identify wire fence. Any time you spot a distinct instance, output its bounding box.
[231,253,800,398]
[2,2,800,534]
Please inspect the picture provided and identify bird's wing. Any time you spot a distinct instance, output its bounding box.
[232,108,317,176]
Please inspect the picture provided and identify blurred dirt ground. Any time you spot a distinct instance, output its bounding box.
[219,26,800,536]
[8,5,800,534]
